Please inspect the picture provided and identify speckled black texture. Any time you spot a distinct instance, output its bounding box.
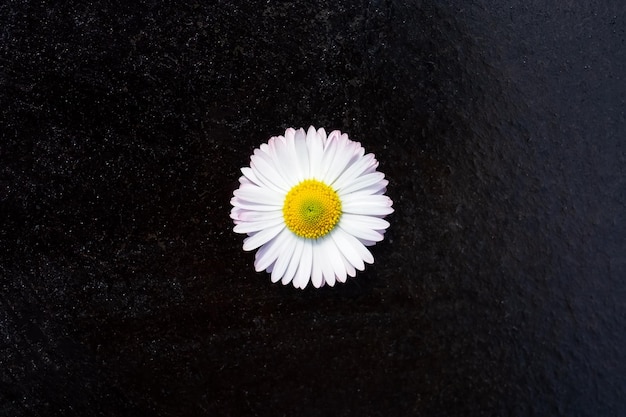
[1,1,625,416]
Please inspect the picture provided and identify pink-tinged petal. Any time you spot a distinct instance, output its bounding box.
[238,176,254,187]
[258,143,270,156]
[284,127,296,141]
[316,127,327,141]
[230,207,243,221]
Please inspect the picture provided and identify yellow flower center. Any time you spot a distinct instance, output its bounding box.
[282,179,342,239]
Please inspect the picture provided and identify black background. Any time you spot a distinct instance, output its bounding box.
[1,1,625,416]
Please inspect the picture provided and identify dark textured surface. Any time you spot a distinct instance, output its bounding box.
[1,1,625,416]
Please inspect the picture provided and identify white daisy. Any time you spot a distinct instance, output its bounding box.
[230,126,393,289]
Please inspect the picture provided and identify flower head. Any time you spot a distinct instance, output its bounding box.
[230,126,393,289]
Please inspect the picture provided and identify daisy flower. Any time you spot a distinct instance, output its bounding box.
[230,126,393,289]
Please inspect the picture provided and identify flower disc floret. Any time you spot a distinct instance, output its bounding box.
[282,179,342,239]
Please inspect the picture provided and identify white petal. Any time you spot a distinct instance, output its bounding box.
[240,167,262,187]
[289,128,307,183]
[294,126,313,178]
[282,237,304,286]
[271,232,297,282]
[340,213,390,231]
[230,207,244,220]
[271,134,300,188]
[271,267,282,282]
[277,130,302,184]
[293,239,313,289]
[337,222,384,242]
[317,127,327,142]
[266,135,295,187]
[311,242,324,288]
[238,176,254,187]
[321,234,346,285]
[284,128,296,141]
[331,228,365,271]
[258,143,270,156]
[234,215,285,234]
[256,141,287,172]
[320,130,358,184]
[230,198,281,212]
[344,232,375,265]
[332,154,377,191]
[345,258,357,277]
[317,238,336,287]
[255,227,290,272]
[321,138,359,184]
[307,127,325,178]
[336,252,355,282]
[336,172,385,195]
[242,223,285,251]
[319,132,340,181]
[341,195,394,216]
[250,154,290,192]
[350,180,388,196]
[235,210,283,223]
[233,184,284,205]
